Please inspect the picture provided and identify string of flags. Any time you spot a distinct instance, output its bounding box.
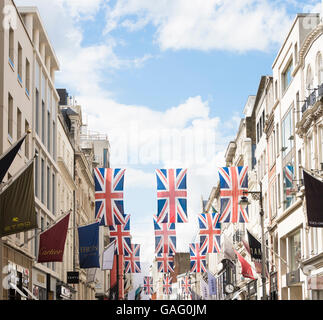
[1,131,323,300]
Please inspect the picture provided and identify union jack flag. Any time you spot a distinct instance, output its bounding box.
[153,215,176,256]
[156,169,188,224]
[283,165,295,207]
[124,244,141,274]
[156,253,174,273]
[218,166,248,223]
[181,276,191,295]
[163,275,172,295]
[143,276,153,295]
[198,207,221,253]
[189,242,207,273]
[109,214,131,255]
[94,168,126,227]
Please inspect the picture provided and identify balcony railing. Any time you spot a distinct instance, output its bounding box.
[302,83,323,114]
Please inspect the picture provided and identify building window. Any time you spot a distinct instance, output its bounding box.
[283,164,296,210]
[282,59,293,93]
[47,111,51,152]
[47,166,50,210]
[34,151,39,198]
[288,230,301,272]
[34,211,38,257]
[282,108,294,158]
[25,120,30,158]
[9,26,14,67]
[18,42,22,82]
[53,122,56,159]
[52,173,56,215]
[17,108,22,140]
[275,80,278,101]
[35,89,39,135]
[8,93,13,140]
[42,101,45,144]
[41,158,45,204]
[25,59,30,96]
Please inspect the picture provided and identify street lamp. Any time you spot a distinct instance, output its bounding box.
[239,182,267,300]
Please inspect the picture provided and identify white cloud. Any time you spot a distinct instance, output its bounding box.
[104,0,294,52]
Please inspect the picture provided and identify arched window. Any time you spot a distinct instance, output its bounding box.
[306,65,314,94]
[316,52,323,84]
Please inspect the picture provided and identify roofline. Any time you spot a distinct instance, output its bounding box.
[17,6,60,70]
[272,13,320,69]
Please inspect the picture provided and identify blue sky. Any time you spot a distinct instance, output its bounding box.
[16,0,322,278]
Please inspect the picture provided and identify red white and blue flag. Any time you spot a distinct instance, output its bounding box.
[143,276,153,295]
[198,207,221,253]
[163,275,172,295]
[189,242,207,273]
[156,253,175,273]
[218,166,248,223]
[181,276,191,295]
[109,214,131,255]
[124,244,141,274]
[94,168,126,227]
[153,215,176,256]
[156,169,188,224]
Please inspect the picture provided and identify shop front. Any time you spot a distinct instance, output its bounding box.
[1,244,34,300]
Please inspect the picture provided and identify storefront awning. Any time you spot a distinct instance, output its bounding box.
[23,287,39,300]
[9,283,27,299]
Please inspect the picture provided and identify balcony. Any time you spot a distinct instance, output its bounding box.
[301,83,323,114]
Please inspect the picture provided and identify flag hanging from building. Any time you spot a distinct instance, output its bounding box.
[94,168,126,227]
[78,222,100,269]
[303,170,323,228]
[109,214,131,255]
[156,253,175,273]
[163,275,172,295]
[198,207,221,253]
[0,160,37,238]
[234,249,255,280]
[143,276,153,295]
[153,215,176,256]
[181,276,191,295]
[156,168,188,223]
[247,229,262,261]
[189,242,207,273]
[218,166,248,223]
[200,277,210,300]
[37,212,70,263]
[124,244,141,273]
[208,270,217,296]
[0,133,28,183]
[102,241,115,270]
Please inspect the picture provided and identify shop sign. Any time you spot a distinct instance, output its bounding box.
[61,286,71,299]
[67,272,79,284]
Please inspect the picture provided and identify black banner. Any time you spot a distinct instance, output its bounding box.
[0,134,27,183]
[303,170,323,227]
[247,229,262,261]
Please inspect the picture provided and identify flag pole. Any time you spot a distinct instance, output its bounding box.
[18,209,72,247]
